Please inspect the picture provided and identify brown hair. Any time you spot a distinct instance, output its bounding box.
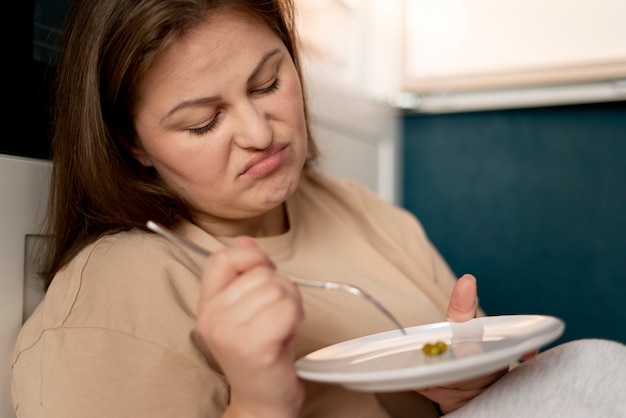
[42,0,319,289]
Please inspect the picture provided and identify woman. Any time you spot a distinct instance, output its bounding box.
[12,0,625,417]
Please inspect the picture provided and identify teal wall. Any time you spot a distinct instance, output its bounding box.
[401,101,626,346]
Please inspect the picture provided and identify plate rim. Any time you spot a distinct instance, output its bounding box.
[295,314,565,389]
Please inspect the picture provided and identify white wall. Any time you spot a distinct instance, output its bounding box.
[297,0,403,202]
[303,69,401,204]
[0,155,50,417]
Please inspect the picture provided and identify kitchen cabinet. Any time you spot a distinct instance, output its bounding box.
[403,0,626,91]
[297,0,626,112]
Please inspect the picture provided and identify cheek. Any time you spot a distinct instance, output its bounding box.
[152,158,219,207]
[145,139,225,190]
[158,148,218,181]
[282,79,308,135]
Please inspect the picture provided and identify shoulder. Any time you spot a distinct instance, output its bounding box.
[57,228,202,305]
[17,226,204,353]
[12,226,219,412]
[297,171,385,210]
[298,171,427,235]
[72,227,203,309]
[295,171,449,270]
[82,227,194,265]
[79,227,202,281]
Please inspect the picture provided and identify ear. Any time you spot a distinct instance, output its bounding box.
[129,143,154,167]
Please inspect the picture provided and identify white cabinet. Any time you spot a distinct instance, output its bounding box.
[403,0,626,91]
[297,0,405,102]
[297,0,626,113]
[402,0,626,112]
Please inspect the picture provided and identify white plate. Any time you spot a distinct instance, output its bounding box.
[295,314,564,392]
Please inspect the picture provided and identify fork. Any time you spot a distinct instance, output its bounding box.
[146,220,407,335]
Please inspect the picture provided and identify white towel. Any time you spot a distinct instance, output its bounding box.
[446,339,626,418]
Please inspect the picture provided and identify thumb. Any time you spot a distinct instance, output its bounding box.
[446,274,478,322]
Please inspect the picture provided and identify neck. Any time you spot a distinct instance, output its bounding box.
[194,204,288,238]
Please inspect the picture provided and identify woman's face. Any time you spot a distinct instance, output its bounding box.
[132,7,308,236]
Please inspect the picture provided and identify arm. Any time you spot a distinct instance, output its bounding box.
[12,327,230,417]
[196,237,305,418]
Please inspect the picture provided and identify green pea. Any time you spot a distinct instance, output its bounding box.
[422,341,448,356]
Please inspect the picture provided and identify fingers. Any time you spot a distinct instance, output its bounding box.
[417,367,508,413]
[208,276,303,362]
[196,238,303,355]
[520,349,539,361]
[193,238,305,415]
[420,274,509,414]
[418,386,483,414]
[199,237,273,300]
[446,274,478,322]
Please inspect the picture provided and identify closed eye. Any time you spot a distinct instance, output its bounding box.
[251,78,280,96]
[188,111,223,136]
[187,78,280,136]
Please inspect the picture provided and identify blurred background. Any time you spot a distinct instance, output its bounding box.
[297,0,626,349]
[2,0,625,415]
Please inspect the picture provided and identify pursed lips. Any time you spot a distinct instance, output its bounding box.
[239,143,289,176]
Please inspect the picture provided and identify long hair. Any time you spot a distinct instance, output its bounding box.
[42,0,319,289]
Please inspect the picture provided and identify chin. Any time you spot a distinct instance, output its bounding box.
[262,172,300,206]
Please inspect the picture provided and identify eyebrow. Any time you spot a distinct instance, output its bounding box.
[160,48,282,124]
[247,48,281,83]
[160,95,221,124]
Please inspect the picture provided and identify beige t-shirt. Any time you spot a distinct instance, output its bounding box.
[12,172,459,417]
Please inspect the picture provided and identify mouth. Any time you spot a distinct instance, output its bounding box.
[239,143,289,178]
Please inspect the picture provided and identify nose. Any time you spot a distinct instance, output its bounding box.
[232,99,272,150]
